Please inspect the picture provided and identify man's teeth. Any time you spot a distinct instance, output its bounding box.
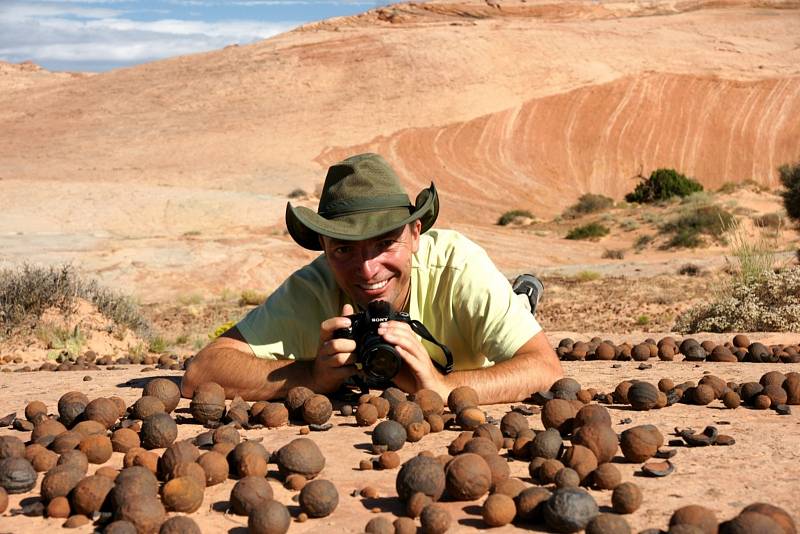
[361,280,389,290]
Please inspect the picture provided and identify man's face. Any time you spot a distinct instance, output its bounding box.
[322,221,422,312]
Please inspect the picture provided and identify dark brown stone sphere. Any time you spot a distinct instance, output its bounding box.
[575,404,612,428]
[230,476,274,516]
[58,449,89,474]
[611,482,642,514]
[531,428,563,460]
[372,420,407,452]
[420,503,452,534]
[543,487,599,533]
[473,423,503,450]
[276,437,325,479]
[410,389,445,416]
[457,407,486,430]
[670,505,719,534]
[285,386,315,418]
[763,384,788,408]
[483,453,510,490]
[0,487,7,513]
[722,390,741,409]
[427,413,445,433]
[158,440,201,481]
[551,377,582,400]
[0,457,37,494]
[396,455,446,502]
[753,394,772,410]
[592,463,622,490]
[740,503,796,534]
[190,382,226,425]
[160,516,201,534]
[595,342,616,360]
[84,397,120,429]
[391,400,425,428]
[71,474,114,515]
[555,467,581,488]
[40,464,84,500]
[620,425,663,463]
[299,478,338,518]
[445,452,491,501]
[783,373,800,405]
[613,381,633,404]
[143,378,181,413]
[586,513,632,534]
[31,418,67,444]
[572,422,618,464]
[197,451,228,486]
[500,411,529,438]
[0,436,25,460]
[628,382,660,410]
[515,486,551,521]
[58,391,89,428]
[302,394,333,425]
[369,396,391,418]
[258,402,289,428]
[658,378,676,392]
[631,343,651,361]
[447,386,479,414]
[111,428,141,453]
[720,511,785,534]
[78,434,113,464]
[140,412,177,449]
[692,384,716,406]
[247,499,291,534]
[541,399,577,435]
[71,419,106,438]
[355,403,379,426]
[132,396,166,420]
[378,450,401,470]
[494,477,528,499]
[483,493,516,527]
[47,495,70,518]
[115,495,166,534]
[113,466,159,507]
[162,476,204,513]
[31,448,59,472]
[25,400,48,423]
[51,431,81,454]
[463,436,498,458]
[562,444,598,482]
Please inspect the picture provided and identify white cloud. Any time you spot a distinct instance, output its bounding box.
[0,1,299,70]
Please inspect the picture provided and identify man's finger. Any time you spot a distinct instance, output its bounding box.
[342,303,354,316]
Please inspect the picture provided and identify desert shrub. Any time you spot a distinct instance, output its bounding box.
[574,270,602,282]
[0,264,151,337]
[35,323,86,356]
[659,204,735,249]
[716,181,739,194]
[148,335,168,353]
[566,222,610,241]
[725,218,778,286]
[752,212,783,230]
[636,315,650,326]
[497,209,534,226]
[674,266,800,332]
[779,161,800,223]
[563,193,614,218]
[634,234,653,250]
[602,249,625,260]
[678,263,703,276]
[625,168,703,203]
[239,289,267,306]
[620,219,639,231]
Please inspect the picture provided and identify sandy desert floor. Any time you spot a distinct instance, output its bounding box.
[1,331,799,533]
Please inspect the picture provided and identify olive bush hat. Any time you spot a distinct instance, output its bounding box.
[286,153,439,251]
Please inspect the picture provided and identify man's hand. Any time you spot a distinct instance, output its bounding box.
[377,320,449,399]
[313,304,358,394]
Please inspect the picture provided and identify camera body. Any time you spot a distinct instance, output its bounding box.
[333,300,409,385]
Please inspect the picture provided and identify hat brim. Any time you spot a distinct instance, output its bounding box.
[286,183,439,250]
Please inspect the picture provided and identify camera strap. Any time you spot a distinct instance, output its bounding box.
[408,320,454,375]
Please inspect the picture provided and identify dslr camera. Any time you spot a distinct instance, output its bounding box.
[334,300,453,387]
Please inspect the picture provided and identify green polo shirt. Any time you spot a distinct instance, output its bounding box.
[236,229,541,370]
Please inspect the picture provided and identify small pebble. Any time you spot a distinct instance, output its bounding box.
[359,459,373,471]
[360,486,379,499]
[296,512,308,522]
[299,427,310,435]
[776,404,791,415]
[619,418,632,425]
[82,376,92,381]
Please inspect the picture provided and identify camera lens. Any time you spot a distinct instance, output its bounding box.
[361,339,402,380]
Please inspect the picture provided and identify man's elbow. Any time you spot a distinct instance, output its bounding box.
[180,350,213,398]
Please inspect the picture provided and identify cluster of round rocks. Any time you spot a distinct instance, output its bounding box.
[556,335,800,364]
[538,370,799,416]
[0,351,187,374]
[0,377,797,534]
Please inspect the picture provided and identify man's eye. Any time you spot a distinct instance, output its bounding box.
[335,246,352,255]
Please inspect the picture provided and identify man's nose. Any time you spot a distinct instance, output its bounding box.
[357,247,380,277]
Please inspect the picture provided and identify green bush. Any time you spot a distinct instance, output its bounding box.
[752,212,783,230]
[563,193,614,218]
[634,234,654,251]
[625,168,703,203]
[497,209,534,226]
[674,266,800,332]
[779,162,800,223]
[602,249,625,260]
[566,222,610,241]
[659,204,735,249]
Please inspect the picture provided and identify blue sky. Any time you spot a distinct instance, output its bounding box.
[0,0,389,72]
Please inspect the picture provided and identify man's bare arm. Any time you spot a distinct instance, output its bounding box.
[180,329,317,401]
[441,330,563,404]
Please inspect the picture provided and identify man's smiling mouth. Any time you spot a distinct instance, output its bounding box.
[357,279,390,290]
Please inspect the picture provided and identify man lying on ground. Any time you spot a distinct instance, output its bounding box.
[181,153,563,404]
